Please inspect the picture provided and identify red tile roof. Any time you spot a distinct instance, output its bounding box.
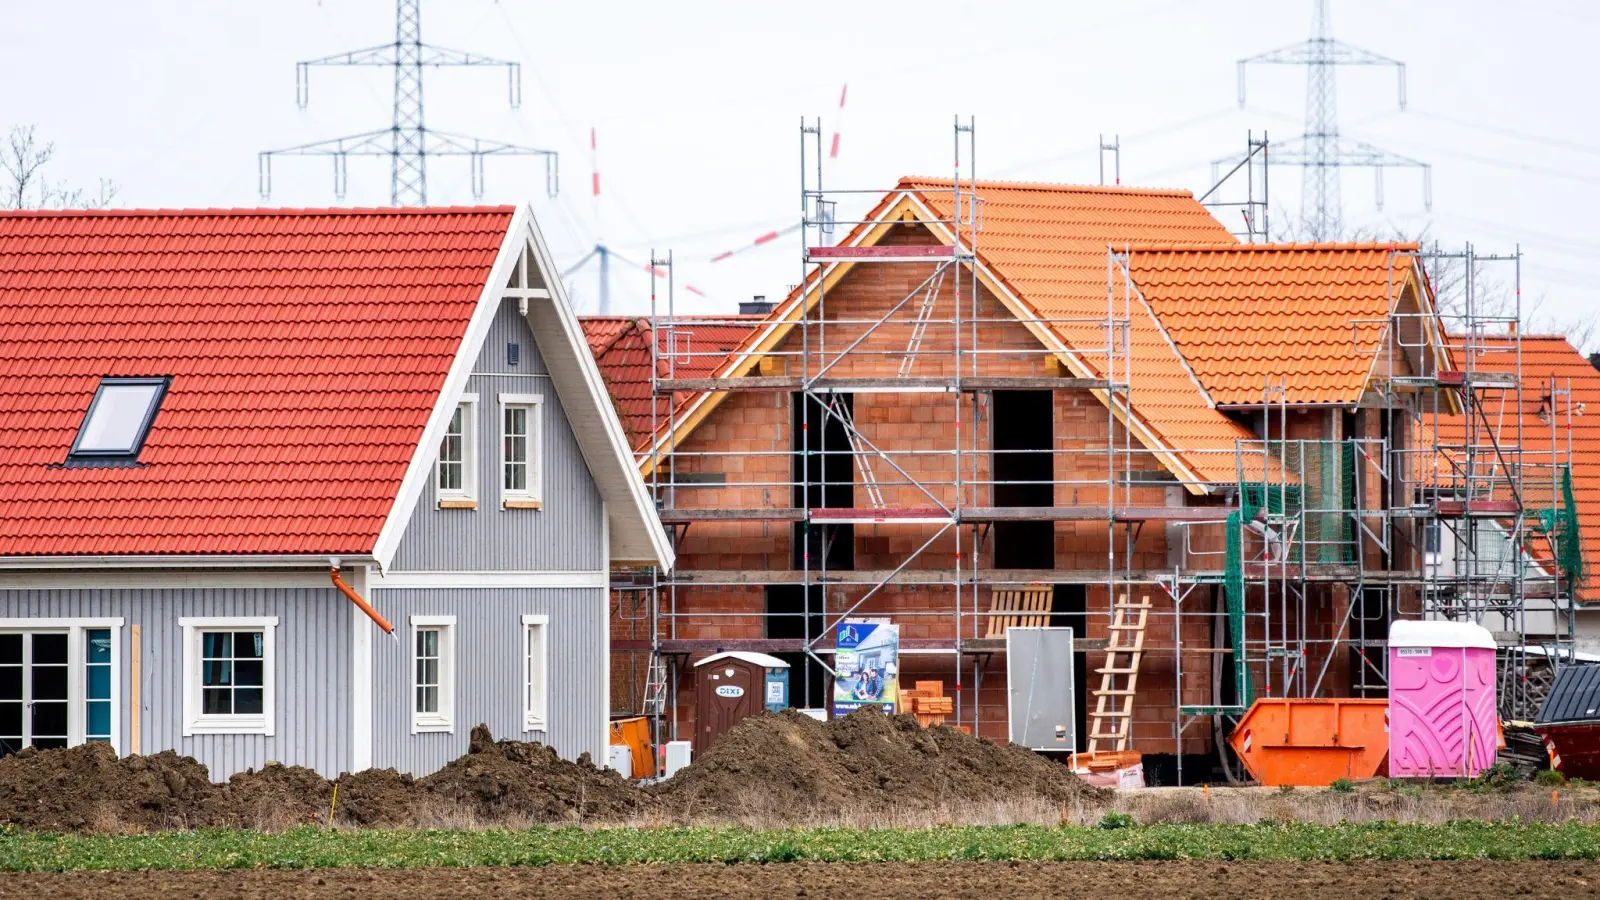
[580,315,759,451]
[1128,243,1422,405]
[0,206,514,557]
[1432,335,1599,602]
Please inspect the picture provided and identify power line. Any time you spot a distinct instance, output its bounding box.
[259,0,558,206]
[1236,0,1430,238]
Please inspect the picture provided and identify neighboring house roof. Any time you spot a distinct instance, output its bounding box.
[1434,334,1598,602]
[643,178,1262,489]
[1128,242,1443,406]
[0,205,673,569]
[580,315,759,451]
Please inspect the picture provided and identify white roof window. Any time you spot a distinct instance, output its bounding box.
[69,377,169,461]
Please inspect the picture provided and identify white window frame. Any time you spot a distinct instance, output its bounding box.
[180,616,277,736]
[0,618,123,754]
[409,615,456,734]
[498,393,544,509]
[521,614,549,731]
[436,394,478,508]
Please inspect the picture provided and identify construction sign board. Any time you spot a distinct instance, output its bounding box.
[832,619,900,718]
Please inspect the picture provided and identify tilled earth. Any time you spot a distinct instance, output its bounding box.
[1,861,1597,899]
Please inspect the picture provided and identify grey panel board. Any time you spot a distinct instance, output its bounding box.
[0,587,351,781]
[369,587,608,776]
[1006,627,1076,751]
[390,298,605,572]
[1537,663,1600,724]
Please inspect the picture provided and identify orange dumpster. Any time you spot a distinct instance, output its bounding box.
[608,716,655,779]
[1227,698,1388,787]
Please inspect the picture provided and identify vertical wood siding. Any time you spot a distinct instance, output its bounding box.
[369,587,607,775]
[389,298,605,572]
[0,588,351,781]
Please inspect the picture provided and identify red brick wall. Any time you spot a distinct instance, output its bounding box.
[637,224,1235,753]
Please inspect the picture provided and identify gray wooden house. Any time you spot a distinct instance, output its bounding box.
[0,204,672,779]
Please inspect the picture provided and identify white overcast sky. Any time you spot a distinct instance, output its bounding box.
[3,0,1595,343]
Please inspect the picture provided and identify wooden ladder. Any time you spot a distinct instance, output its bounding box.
[1087,593,1150,753]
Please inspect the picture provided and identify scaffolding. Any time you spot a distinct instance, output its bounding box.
[613,122,1577,779]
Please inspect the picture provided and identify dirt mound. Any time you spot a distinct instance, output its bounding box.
[419,724,654,824]
[0,742,219,832]
[332,768,419,828]
[221,762,333,830]
[657,708,1104,821]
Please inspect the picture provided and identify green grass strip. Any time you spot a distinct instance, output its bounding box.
[3,822,1600,871]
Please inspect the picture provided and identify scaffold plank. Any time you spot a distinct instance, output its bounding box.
[656,507,805,523]
[962,506,1236,522]
[612,637,1107,653]
[666,568,1196,585]
[654,375,1111,393]
[1434,499,1521,517]
[809,506,951,524]
[1435,370,1520,388]
[808,245,960,261]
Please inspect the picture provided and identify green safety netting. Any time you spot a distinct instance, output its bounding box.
[1238,441,1358,564]
[1224,509,1254,707]
[1538,466,1585,584]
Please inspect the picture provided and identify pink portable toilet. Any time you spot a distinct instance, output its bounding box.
[1388,620,1499,778]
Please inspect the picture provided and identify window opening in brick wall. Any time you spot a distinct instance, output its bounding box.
[992,391,1055,569]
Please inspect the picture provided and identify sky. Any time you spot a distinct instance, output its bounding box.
[2,0,1595,345]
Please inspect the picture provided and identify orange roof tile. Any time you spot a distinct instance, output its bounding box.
[640,179,1283,487]
[1431,335,1599,602]
[901,178,1254,484]
[1127,243,1421,405]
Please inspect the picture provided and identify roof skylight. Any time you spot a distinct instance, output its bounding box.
[69,377,169,460]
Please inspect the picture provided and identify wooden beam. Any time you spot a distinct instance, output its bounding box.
[129,624,141,756]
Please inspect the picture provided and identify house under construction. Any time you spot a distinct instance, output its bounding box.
[586,125,1585,783]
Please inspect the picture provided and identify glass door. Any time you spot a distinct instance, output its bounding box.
[0,632,71,756]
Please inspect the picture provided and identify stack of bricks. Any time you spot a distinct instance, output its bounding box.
[902,680,955,727]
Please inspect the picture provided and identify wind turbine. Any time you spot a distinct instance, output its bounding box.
[562,128,706,313]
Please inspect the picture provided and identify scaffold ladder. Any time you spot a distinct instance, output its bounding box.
[1087,593,1150,753]
[897,268,948,377]
[826,393,885,508]
[642,652,668,716]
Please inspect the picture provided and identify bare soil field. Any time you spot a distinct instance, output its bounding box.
[3,860,1598,899]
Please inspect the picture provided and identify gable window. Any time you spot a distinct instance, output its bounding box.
[436,395,478,508]
[522,614,548,731]
[410,615,455,733]
[69,377,169,462]
[499,393,544,509]
[181,617,276,736]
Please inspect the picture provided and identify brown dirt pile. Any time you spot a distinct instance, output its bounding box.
[332,768,419,828]
[0,742,219,832]
[420,724,655,824]
[0,725,653,833]
[224,763,334,830]
[657,708,1105,820]
[0,714,1100,832]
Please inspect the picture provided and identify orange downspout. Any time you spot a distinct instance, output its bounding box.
[330,568,395,635]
